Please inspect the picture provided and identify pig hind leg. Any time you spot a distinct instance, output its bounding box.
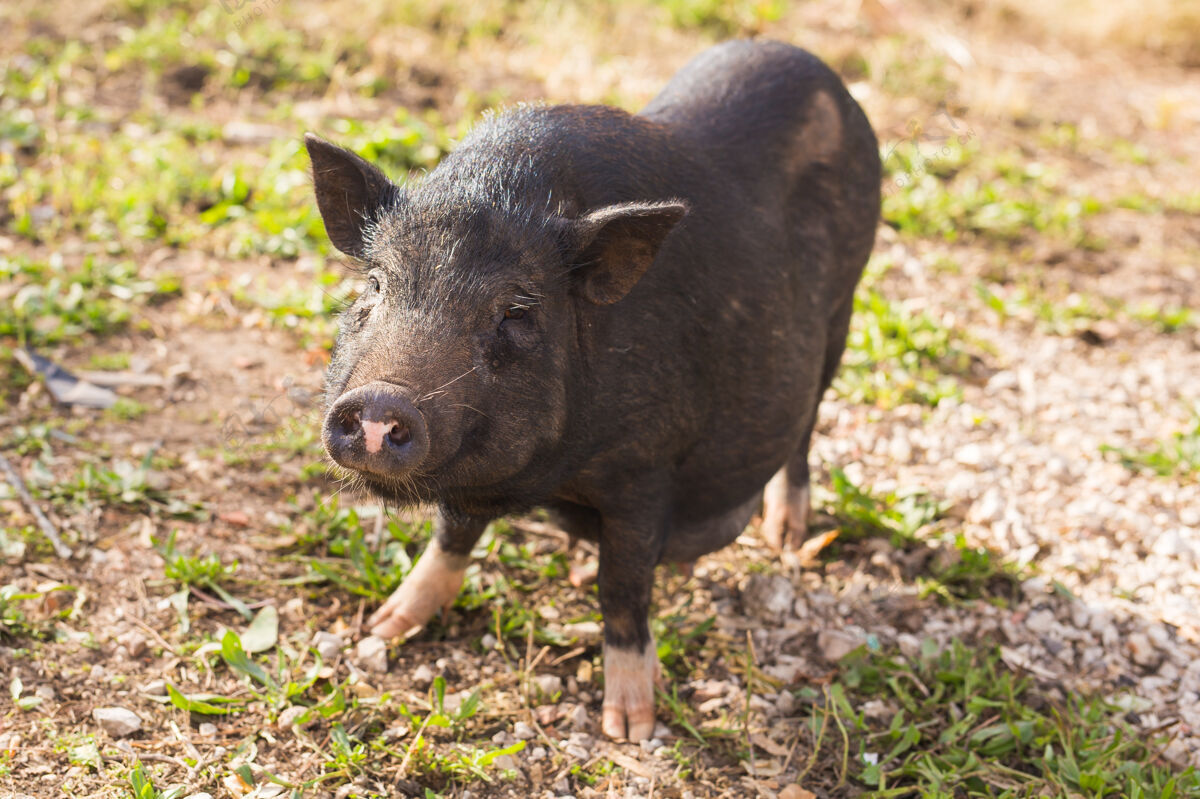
[761,431,814,551]
[762,298,854,551]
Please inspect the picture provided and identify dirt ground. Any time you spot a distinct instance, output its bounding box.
[2,1,1199,797]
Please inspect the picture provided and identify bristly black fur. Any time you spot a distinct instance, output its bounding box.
[308,39,880,663]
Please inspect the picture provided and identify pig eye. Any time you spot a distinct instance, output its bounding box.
[367,273,381,294]
[503,306,527,321]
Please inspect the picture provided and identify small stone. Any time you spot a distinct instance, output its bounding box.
[442,691,466,715]
[411,663,435,688]
[1126,632,1162,668]
[653,722,671,739]
[955,443,989,467]
[775,690,796,715]
[779,786,817,799]
[312,631,344,662]
[277,705,309,730]
[480,633,497,650]
[1153,529,1192,559]
[534,673,564,699]
[119,630,148,658]
[34,685,55,702]
[529,745,547,761]
[513,720,536,740]
[764,655,804,684]
[968,488,1005,525]
[355,636,388,673]
[491,730,513,746]
[568,732,594,749]
[1024,609,1055,635]
[92,707,142,737]
[640,737,664,754]
[493,754,517,771]
[742,574,796,622]
[567,703,589,731]
[817,628,866,662]
[564,744,589,760]
[383,724,410,741]
[141,679,167,696]
[183,794,214,799]
[198,722,217,737]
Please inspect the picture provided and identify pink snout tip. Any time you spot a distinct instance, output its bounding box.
[361,420,396,454]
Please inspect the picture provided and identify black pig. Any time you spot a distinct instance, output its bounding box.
[306,39,879,740]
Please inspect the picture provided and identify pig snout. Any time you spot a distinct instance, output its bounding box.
[324,381,430,476]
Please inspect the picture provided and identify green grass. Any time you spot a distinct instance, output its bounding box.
[824,642,1199,797]
[38,455,204,519]
[654,0,785,36]
[1103,410,1200,480]
[838,286,975,409]
[822,467,1022,603]
[0,253,179,345]
[824,467,946,545]
[883,146,1106,249]
[0,582,72,641]
[128,760,184,799]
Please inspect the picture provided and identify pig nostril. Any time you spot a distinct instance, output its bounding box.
[388,425,412,448]
[339,410,362,437]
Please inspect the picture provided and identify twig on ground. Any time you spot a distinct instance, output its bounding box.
[374,506,386,552]
[129,616,181,657]
[104,751,190,770]
[0,451,73,558]
[188,585,270,611]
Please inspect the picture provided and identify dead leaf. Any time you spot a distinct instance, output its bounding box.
[608,751,654,778]
[779,785,817,799]
[749,732,791,757]
[795,529,839,567]
[740,758,783,776]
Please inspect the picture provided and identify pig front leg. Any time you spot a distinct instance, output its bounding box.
[597,520,662,741]
[368,509,489,639]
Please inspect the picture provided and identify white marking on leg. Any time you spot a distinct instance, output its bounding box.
[761,467,790,549]
[601,639,660,741]
[792,483,811,537]
[368,539,468,639]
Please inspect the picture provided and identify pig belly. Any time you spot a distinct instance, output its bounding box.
[659,490,761,563]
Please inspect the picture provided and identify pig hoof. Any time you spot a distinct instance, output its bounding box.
[568,560,599,587]
[601,643,660,741]
[761,471,810,551]
[367,541,468,639]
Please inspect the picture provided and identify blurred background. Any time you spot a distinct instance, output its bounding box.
[2,1,1199,797]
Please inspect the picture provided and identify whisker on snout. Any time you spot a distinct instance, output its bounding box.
[449,403,491,419]
[419,365,479,403]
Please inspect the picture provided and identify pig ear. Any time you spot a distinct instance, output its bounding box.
[305,133,395,259]
[566,201,688,305]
